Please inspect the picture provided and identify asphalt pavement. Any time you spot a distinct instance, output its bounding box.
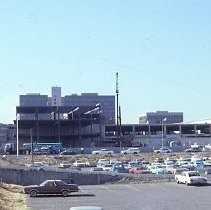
[27,181,211,210]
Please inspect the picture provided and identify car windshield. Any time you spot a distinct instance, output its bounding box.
[189,172,200,177]
[40,180,53,186]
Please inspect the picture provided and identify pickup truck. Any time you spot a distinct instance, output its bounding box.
[175,171,207,186]
[92,149,114,155]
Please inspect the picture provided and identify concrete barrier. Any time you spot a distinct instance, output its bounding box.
[0,166,175,186]
[0,166,122,186]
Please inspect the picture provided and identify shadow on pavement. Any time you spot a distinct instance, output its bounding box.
[31,193,95,198]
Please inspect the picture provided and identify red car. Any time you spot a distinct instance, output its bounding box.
[23,180,79,197]
[129,166,151,175]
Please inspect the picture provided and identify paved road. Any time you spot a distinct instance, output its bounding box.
[27,182,211,210]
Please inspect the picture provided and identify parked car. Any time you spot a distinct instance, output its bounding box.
[59,161,72,168]
[97,159,109,167]
[73,160,90,167]
[190,160,204,169]
[129,166,151,175]
[150,165,166,174]
[120,148,140,155]
[127,160,142,168]
[101,164,113,172]
[185,147,202,152]
[23,180,79,197]
[92,149,114,155]
[89,167,104,172]
[175,171,207,186]
[60,149,76,155]
[154,147,172,153]
[110,163,129,173]
[204,168,211,175]
[32,147,50,155]
[25,162,47,172]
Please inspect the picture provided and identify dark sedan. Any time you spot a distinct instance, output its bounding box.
[24,180,79,197]
[185,147,202,152]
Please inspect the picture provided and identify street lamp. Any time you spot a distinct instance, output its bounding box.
[16,113,20,157]
[161,118,167,147]
[68,107,79,119]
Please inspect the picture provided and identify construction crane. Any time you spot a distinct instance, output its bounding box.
[116,72,119,126]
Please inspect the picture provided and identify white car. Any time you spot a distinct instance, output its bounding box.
[59,161,71,168]
[120,148,140,155]
[101,164,113,172]
[175,171,207,186]
[92,149,114,155]
[73,160,90,167]
[154,147,172,153]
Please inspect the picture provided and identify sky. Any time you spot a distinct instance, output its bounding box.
[0,0,211,124]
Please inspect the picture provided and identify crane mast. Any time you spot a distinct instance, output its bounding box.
[116,72,119,127]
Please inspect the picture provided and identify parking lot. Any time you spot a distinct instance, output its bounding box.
[27,181,211,210]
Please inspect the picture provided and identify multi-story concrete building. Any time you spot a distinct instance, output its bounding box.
[62,93,115,124]
[139,111,183,124]
[20,93,48,106]
[19,88,115,124]
[19,93,49,120]
[14,87,115,147]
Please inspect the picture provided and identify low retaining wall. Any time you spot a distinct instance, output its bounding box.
[0,167,122,185]
[0,166,175,186]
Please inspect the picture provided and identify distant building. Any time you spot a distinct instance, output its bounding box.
[139,111,183,124]
[18,87,115,124]
[19,93,49,120]
[51,86,62,106]
[20,93,48,106]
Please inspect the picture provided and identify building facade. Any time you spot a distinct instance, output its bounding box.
[62,93,115,124]
[51,86,62,106]
[19,88,115,125]
[139,111,183,124]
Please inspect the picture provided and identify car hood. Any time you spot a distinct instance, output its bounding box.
[24,185,39,189]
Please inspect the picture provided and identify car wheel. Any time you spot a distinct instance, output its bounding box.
[185,182,189,186]
[176,179,180,184]
[95,153,99,155]
[30,190,38,197]
[134,152,137,154]
[124,152,127,155]
[62,190,69,197]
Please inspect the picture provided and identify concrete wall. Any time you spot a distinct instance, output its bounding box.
[0,167,175,186]
[0,167,122,186]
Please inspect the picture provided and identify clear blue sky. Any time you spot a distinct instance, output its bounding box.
[0,0,211,124]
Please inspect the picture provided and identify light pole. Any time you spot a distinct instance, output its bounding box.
[30,128,34,164]
[95,103,102,145]
[16,113,20,157]
[161,118,167,147]
[69,107,79,120]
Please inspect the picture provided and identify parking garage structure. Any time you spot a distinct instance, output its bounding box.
[15,106,104,147]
